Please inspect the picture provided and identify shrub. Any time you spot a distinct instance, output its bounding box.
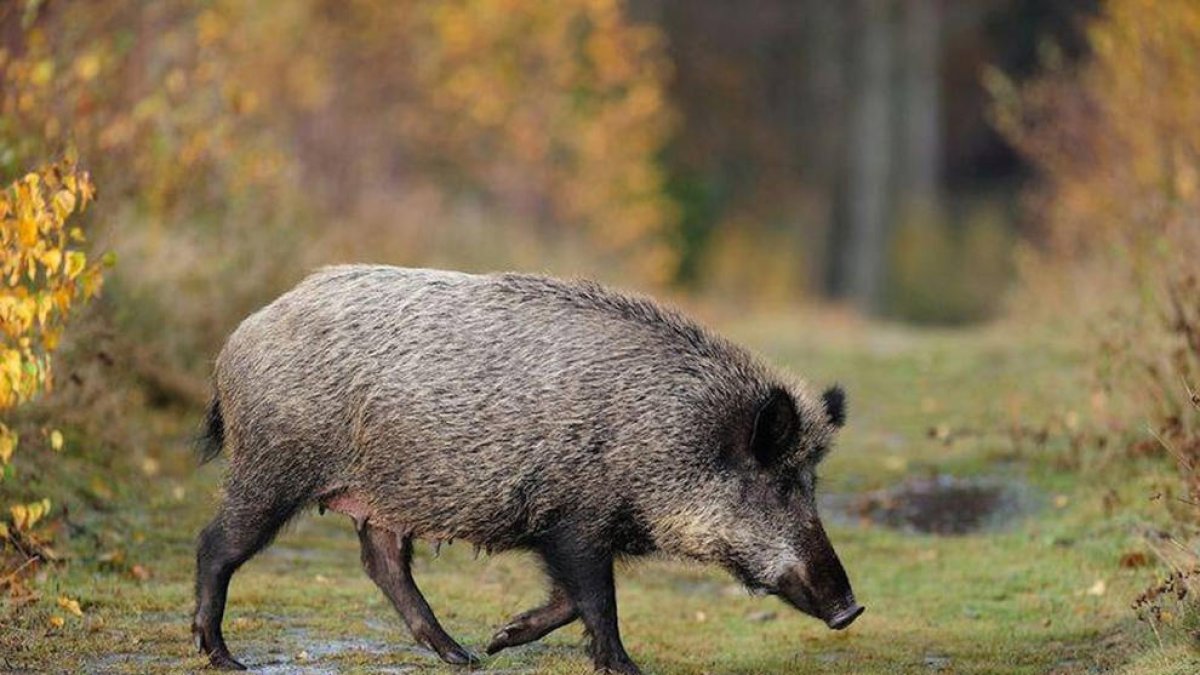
[997,0,1200,505]
[0,159,103,576]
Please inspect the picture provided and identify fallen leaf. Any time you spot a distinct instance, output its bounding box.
[1119,551,1151,569]
[1053,494,1069,509]
[140,457,159,477]
[57,595,83,616]
[130,564,151,581]
[1086,579,1106,596]
[49,615,65,629]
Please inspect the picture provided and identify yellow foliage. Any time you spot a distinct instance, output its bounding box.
[1001,0,1200,261]
[400,0,677,276]
[1001,0,1200,505]
[1,0,676,283]
[232,0,676,278]
[0,425,15,464]
[10,497,51,530]
[1,2,289,217]
[0,159,102,533]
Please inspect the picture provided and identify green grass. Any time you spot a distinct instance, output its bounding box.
[3,313,1196,673]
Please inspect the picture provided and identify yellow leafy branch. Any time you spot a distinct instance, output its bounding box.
[0,158,104,540]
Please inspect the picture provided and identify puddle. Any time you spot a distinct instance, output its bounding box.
[83,619,544,674]
[823,474,1032,535]
[247,628,420,674]
[923,653,953,671]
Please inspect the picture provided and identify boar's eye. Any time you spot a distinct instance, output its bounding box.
[749,387,798,467]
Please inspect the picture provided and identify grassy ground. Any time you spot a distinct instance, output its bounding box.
[3,313,1196,673]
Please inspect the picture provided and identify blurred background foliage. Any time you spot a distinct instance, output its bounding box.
[1,0,1199,610]
[998,0,1200,507]
[0,0,1103,333]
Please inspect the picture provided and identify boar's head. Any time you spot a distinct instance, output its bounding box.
[650,384,863,631]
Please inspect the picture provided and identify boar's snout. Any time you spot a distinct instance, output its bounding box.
[776,566,864,630]
[774,523,864,630]
[826,603,865,630]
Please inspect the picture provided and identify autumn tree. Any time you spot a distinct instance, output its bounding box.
[0,0,677,561]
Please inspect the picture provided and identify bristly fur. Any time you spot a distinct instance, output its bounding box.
[195,397,224,464]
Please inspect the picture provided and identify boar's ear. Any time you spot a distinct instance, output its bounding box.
[822,385,847,428]
[750,387,799,466]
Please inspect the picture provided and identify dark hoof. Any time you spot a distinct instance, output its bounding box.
[207,652,247,671]
[437,644,479,666]
[485,625,518,655]
[194,623,246,670]
[486,614,555,655]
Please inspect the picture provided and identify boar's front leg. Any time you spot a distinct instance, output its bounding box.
[357,524,477,665]
[539,536,641,675]
[486,584,578,654]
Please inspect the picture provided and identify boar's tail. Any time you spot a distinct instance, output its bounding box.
[195,396,225,464]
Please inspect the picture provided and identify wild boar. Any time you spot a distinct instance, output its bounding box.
[192,265,863,673]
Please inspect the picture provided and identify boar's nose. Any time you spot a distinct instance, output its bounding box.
[825,602,865,630]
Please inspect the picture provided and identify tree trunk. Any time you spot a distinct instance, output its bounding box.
[803,1,851,298]
[837,0,895,311]
[898,0,942,215]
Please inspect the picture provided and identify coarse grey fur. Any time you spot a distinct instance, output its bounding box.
[193,265,861,673]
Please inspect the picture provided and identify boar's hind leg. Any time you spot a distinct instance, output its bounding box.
[486,584,578,654]
[540,538,641,675]
[194,498,301,671]
[358,524,477,665]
